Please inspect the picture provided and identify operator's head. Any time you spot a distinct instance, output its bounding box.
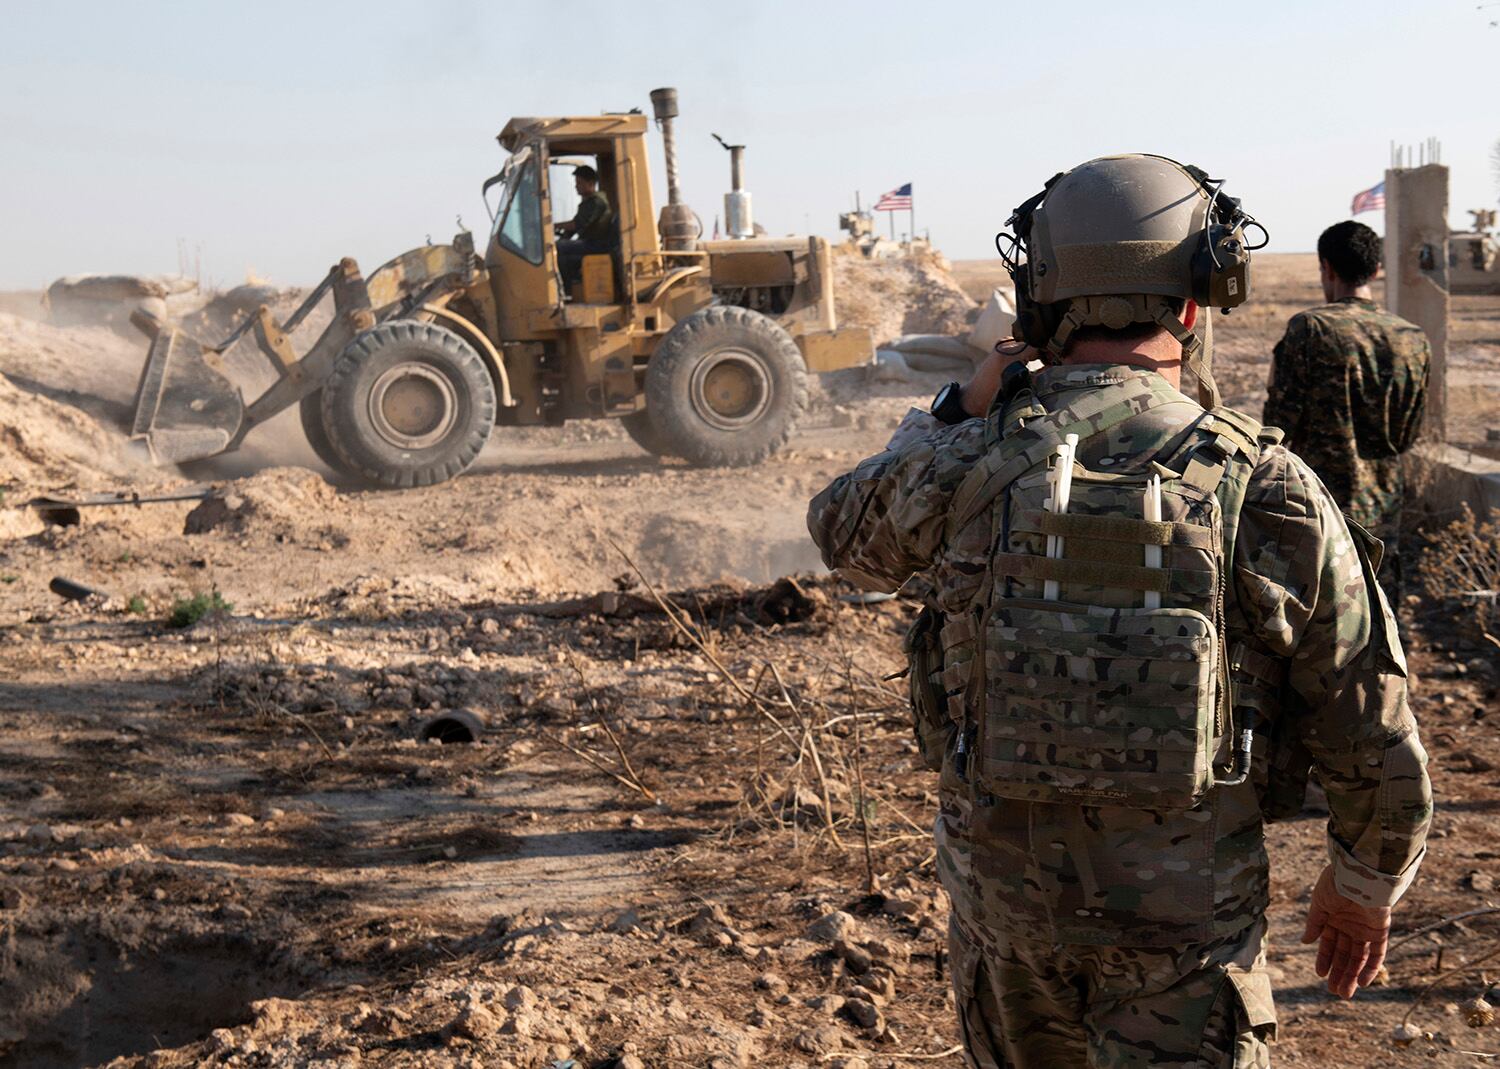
[573,165,599,196]
[1317,220,1381,300]
[1002,153,1258,407]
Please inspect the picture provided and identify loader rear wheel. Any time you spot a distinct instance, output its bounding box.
[321,321,496,488]
[620,409,679,458]
[644,306,807,467]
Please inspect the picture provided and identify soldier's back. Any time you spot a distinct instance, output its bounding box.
[1274,299,1428,535]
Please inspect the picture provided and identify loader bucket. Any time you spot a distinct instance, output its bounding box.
[129,312,246,464]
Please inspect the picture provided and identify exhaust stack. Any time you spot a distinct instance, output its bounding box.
[713,133,752,239]
[650,87,698,251]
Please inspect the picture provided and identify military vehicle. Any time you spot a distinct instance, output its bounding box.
[129,87,871,487]
[1451,209,1500,296]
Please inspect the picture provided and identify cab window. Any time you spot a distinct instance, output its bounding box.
[496,155,543,265]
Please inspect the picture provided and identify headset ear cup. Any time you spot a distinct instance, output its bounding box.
[1013,281,1064,350]
[1191,225,1252,309]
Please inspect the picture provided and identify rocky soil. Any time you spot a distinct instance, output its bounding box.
[0,255,1497,1068]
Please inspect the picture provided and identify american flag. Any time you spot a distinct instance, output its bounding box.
[1351,181,1385,216]
[874,183,912,211]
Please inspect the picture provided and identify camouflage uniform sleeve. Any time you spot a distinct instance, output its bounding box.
[1234,446,1432,907]
[806,410,985,592]
[1262,313,1314,441]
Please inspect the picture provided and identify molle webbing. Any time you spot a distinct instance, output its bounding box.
[1029,511,1218,551]
[953,377,1180,531]
[987,552,1217,597]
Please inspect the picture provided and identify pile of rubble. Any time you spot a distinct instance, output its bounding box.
[0,371,146,503]
[831,249,977,347]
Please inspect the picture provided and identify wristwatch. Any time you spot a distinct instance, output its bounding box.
[931,381,968,425]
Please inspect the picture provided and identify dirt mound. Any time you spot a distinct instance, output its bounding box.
[832,249,978,347]
[0,372,145,496]
[184,467,342,538]
[0,312,147,423]
[46,273,201,335]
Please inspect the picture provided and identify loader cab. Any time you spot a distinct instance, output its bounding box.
[548,154,623,303]
[485,113,663,339]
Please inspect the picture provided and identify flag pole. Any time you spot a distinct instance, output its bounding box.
[888,210,894,241]
[909,185,915,247]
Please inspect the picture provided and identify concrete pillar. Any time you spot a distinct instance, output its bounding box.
[1383,164,1450,441]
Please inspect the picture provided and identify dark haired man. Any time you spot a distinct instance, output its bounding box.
[1264,220,1430,603]
[555,165,616,292]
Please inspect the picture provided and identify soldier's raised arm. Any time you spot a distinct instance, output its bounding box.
[1235,445,1432,997]
[806,412,988,593]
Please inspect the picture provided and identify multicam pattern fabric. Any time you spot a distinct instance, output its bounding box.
[807,364,1430,952]
[949,914,1275,1068]
[1263,297,1430,600]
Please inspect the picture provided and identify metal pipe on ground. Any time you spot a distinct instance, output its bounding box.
[50,577,111,602]
[417,708,486,745]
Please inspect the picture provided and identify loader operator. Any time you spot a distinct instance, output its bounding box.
[808,154,1431,1068]
[555,164,616,293]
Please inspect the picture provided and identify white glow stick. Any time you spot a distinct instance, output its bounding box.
[1144,474,1163,609]
[1044,434,1080,601]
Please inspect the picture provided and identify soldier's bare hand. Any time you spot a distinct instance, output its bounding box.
[1300,865,1391,999]
[960,340,1033,417]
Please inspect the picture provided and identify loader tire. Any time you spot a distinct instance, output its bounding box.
[321,321,496,489]
[645,306,807,468]
[298,390,352,477]
[620,409,679,458]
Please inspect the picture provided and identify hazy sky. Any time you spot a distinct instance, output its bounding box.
[2,0,1497,290]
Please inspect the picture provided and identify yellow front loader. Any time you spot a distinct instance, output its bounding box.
[130,87,871,488]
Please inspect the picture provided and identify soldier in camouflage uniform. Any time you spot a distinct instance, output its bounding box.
[1263,220,1430,604]
[808,157,1431,1068]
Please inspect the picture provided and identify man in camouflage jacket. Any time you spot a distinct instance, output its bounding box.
[1264,220,1430,603]
[808,157,1431,1068]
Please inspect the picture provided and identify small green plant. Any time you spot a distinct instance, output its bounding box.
[126,595,147,615]
[118,550,134,564]
[0,575,17,585]
[167,591,232,629]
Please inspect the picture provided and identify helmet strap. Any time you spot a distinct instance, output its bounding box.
[1042,305,1089,361]
[1150,302,1220,408]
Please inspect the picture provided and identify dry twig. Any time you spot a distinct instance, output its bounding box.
[820,1046,964,1063]
[845,648,877,893]
[1389,907,1500,956]
[1402,941,1500,1028]
[565,651,656,802]
[537,728,656,801]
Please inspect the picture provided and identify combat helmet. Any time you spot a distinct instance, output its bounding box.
[1000,154,1265,407]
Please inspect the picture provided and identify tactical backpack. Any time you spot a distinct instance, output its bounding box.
[909,376,1283,811]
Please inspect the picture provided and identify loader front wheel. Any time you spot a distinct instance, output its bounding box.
[645,306,807,467]
[298,390,351,477]
[321,321,496,488]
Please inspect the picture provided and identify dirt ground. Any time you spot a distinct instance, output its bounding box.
[1,254,1499,1068]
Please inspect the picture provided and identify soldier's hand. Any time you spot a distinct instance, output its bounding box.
[1301,865,1391,999]
[960,340,1033,417]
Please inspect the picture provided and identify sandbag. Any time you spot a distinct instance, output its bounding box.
[886,334,986,361]
[967,287,1018,354]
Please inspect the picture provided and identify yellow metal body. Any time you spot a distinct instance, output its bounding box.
[580,255,614,304]
[129,100,876,464]
[445,108,871,427]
